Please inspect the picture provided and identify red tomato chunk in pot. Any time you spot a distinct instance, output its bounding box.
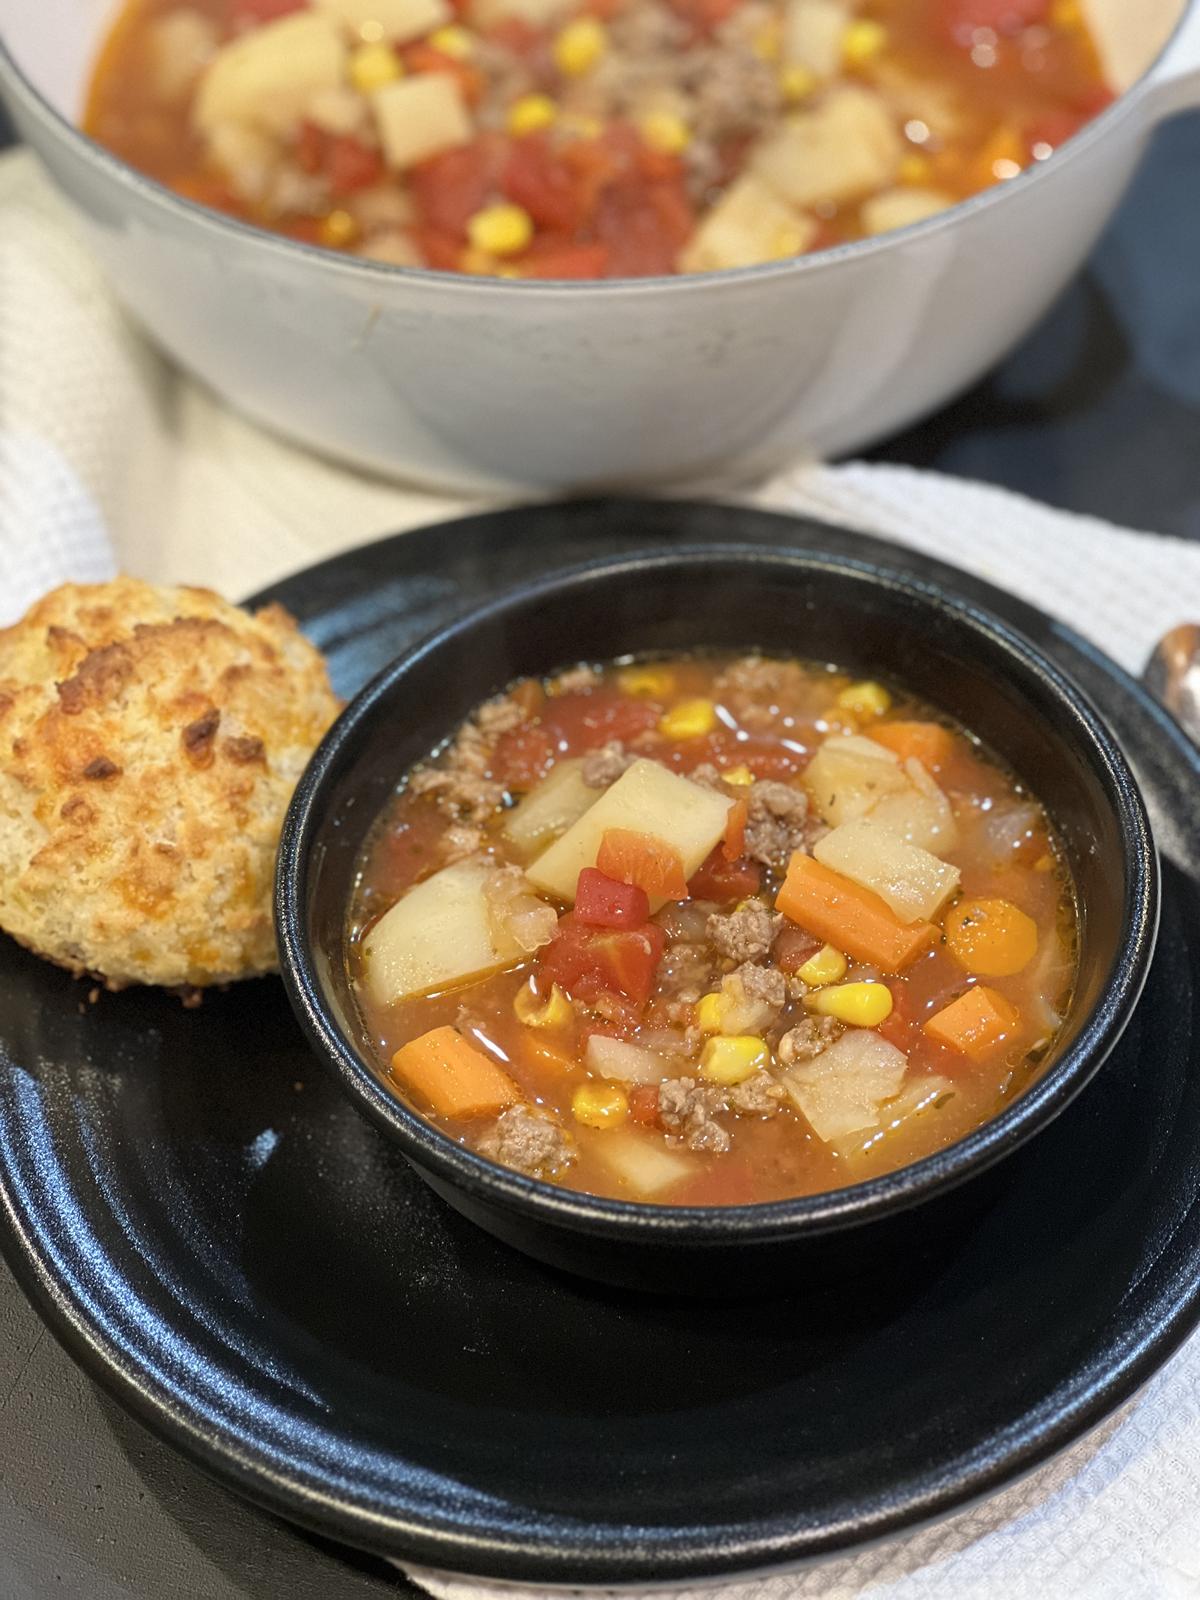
[349,653,1078,1205]
[86,0,1112,278]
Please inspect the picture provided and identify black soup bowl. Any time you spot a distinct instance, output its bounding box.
[276,546,1158,1295]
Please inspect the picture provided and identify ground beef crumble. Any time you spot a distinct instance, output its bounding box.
[744,780,810,867]
[707,900,782,964]
[408,691,527,822]
[476,1105,575,1178]
[727,1070,786,1116]
[778,1015,844,1065]
[657,1076,731,1153]
[714,656,820,733]
[581,740,638,788]
[550,664,602,694]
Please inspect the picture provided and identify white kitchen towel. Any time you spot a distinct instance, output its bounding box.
[3,143,1200,1598]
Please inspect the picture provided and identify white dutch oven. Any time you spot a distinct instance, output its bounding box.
[2,0,1198,492]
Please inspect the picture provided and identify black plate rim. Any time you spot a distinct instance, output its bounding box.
[0,496,1197,1585]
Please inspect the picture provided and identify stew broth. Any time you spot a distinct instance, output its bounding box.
[349,654,1077,1206]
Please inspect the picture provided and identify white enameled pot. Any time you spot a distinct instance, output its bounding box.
[2,0,1199,493]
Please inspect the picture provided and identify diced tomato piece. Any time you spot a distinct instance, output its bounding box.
[575,868,651,928]
[939,0,1049,43]
[597,829,689,901]
[773,923,820,975]
[295,120,326,176]
[539,690,661,752]
[230,0,306,26]
[414,226,465,270]
[519,242,611,279]
[490,724,555,789]
[410,135,506,240]
[326,134,385,195]
[537,913,665,1007]
[627,1084,661,1126]
[502,134,595,234]
[486,16,541,52]
[688,846,761,903]
[722,798,748,862]
[594,169,694,278]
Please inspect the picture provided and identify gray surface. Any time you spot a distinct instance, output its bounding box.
[1,106,1199,1600]
[0,1262,409,1597]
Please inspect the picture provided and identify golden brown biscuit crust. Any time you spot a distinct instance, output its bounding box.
[0,580,340,989]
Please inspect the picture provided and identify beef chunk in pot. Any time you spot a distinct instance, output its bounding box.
[476,1105,575,1178]
[744,780,810,867]
[707,899,782,964]
[657,1076,731,1153]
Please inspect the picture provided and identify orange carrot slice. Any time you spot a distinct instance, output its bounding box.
[944,898,1039,977]
[870,721,956,772]
[776,854,936,972]
[391,1026,520,1118]
[923,986,1020,1061]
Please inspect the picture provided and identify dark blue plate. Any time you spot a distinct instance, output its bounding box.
[0,499,1197,1586]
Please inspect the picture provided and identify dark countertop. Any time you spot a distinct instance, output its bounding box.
[2,107,1199,1599]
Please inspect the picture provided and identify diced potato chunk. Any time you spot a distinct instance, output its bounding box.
[372,73,473,170]
[194,13,347,136]
[363,858,526,1005]
[599,1131,694,1197]
[783,1028,908,1141]
[831,1073,955,1162]
[502,758,597,858]
[803,734,909,827]
[679,175,816,273]
[813,820,961,923]
[782,0,850,77]
[315,0,452,41]
[861,187,955,236]
[866,758,959,855]
[752,87,902,209]
[585,1035,669,1084]
[526,759,732,908]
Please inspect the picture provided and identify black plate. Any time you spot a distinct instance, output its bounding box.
[0,499,1197,1587]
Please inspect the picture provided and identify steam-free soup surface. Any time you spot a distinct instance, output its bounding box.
[86,0,1111,277]
[349,654,1077,1207]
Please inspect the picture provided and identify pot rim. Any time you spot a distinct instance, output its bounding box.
[275,541,1159,1245]
[0,0,1183,296]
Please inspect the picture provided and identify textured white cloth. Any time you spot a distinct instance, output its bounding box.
[3,144,1200,1597]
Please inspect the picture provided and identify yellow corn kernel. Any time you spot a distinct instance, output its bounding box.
[554,16,607,76]
[319,208,358,248]
[808,982,894,1027]
[899,151,933,185]
[836,680,892,718]
[467,202,534,258]
[573,1081,628,1128]
[842,19,887,67]
[428,23,474,56]
[779,63,816,104]
[349,41,402,94]
[659,697,718,740]
[694,992,727,1034]
[700,1035,770,1086]
[1034,853,1054,874]
[796,944,848,988]
[513,979,573,1030]
[507,92,558,136]
[618,664,675,698]
[638,110,691,155]
[752,20,781,60]
[722,764,755,787]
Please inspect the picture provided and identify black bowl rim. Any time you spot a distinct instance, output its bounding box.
[276,542,1159,1245]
